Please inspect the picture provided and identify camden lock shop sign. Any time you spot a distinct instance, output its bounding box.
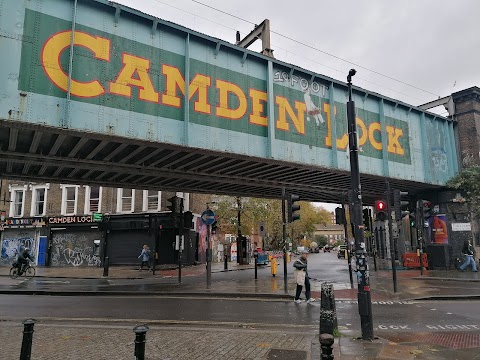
[48,215,95,224]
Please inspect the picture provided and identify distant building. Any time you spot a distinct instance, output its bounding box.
[313,223,345,245]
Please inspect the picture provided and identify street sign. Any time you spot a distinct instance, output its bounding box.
[201,209,216,225]
[93,212,103,222]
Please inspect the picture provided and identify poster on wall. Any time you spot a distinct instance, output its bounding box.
[230,242,238,262]
[196,218,206,263]
[429,214,449,244]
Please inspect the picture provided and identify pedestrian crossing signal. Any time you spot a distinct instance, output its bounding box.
[375,200,387,221]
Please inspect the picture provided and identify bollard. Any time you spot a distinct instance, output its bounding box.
[103,256,109,277]
[20,319,36,360]
[270,257,277,277]
[320,283,337,335]
[224,254,228,271]
[319,333,335,360]
[133,325,149,360]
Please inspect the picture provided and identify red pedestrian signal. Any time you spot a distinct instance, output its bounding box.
[375,200,387,221]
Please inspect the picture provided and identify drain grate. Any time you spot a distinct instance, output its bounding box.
[266,349,307,360]
[384,333,480,350]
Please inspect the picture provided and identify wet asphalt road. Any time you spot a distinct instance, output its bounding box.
[1,294,480,334]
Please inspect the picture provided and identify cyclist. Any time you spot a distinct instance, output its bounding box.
[16,248,34,275]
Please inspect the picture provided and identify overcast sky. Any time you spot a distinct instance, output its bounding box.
[115,0,480,211]
[116,0,480,112]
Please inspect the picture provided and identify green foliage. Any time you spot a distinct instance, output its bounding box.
[212,196,284,249]
[207,196,333,251]
[446,166,480,215]
[290,203,331,241]
[314,235,328,247]
[333,240,345,247]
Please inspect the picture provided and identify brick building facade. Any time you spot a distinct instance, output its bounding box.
[0,179,208,268]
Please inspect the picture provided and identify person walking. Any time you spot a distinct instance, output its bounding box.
[459,239,477,272]
[138,245,151,271]
[293,250,316,303]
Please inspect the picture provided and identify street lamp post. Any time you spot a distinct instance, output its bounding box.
[346,69,374,340]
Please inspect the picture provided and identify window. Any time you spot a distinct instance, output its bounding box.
[30,184,49,217]
[143,190,161,212]
[9,185,27,218]
[84,186,102,214]
[60,185,79,215]
[116,188,135,213]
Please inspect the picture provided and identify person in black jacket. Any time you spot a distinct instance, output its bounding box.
[16,248,34,275]
[293,250,316,303]
[459,239,477,272]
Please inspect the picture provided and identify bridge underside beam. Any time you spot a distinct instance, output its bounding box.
[0,120,441,204]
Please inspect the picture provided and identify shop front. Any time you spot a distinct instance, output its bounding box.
[0,217,46,266]
[48,215,103,267]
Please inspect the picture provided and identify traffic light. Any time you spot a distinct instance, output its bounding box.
[421,200,433,220]
[335,207,345,225]
[183,211,194,229]
[393,189,409,221]
[375,200,387,221]
[287,194,301,223]
[167,196,183,227]
[211,221,218,234]
[167,196,180,214]
[362,208,371,231]
[408,201,416,228]
[410,217,416,228]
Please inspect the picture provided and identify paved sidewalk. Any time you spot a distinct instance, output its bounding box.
[0,320,321,360]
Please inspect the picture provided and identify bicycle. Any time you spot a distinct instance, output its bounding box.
[9,262,36,279]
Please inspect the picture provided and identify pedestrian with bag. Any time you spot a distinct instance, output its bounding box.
[293,250,316,303]
[459,239,478,272]
[138,245,151,271]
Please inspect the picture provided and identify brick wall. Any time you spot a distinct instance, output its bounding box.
[0,180,200,217]
[452,87,480,167]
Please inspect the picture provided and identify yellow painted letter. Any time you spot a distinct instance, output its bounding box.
[275,96,306,134]
[41,30,110,98]
[249,89,268,126]
[161,65,211,113]
[386,126,405,155]
[368,122,382,150]
[356,117,368,146]
[216,80,247,120]
[109,53,159,102]
[323,103,348,149]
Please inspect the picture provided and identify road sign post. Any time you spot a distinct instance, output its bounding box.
[386,181,397,293]
[281,188,287,293]
[201,208,216,289]
[341,195,354,289]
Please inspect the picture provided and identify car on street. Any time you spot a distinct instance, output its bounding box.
[323,245,331,253]
[337,244,347,258]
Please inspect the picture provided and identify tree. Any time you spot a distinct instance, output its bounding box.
[446,166,480,216]
[210,196,284,249]
[289,203,331,243]
[314,235,328,247]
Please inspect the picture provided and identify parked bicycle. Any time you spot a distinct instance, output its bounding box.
[9,262,36,279]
